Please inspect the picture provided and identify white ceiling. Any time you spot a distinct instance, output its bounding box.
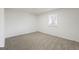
[6,8,57,15]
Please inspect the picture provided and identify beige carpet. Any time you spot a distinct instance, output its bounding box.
[5,32,79,50]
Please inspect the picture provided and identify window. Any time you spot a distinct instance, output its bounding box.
[48,14,57,26]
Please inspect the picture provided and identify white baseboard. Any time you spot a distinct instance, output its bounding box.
[5,31,38,38]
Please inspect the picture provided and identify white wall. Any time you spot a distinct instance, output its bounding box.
[5,8,79,42]
[38,9,79,42]
[0,8,4,47]
[5,9,37,38]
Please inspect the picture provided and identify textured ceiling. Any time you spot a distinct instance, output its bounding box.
[5,8,57,15]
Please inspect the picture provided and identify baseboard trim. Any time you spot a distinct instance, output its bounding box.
[38,31,79,43]
[5,31,39,39]
[5,31,79,43]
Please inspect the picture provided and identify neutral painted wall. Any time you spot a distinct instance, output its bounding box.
[0,8,4,47]
[5,9,37,38]
[38,9,79,42]
[5,8,79,42]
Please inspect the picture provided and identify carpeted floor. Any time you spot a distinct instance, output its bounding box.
[4,32,79,50]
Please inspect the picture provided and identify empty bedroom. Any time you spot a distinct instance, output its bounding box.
[3,8,79,50]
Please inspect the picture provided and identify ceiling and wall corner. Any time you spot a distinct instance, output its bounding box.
[5,8,58,15]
